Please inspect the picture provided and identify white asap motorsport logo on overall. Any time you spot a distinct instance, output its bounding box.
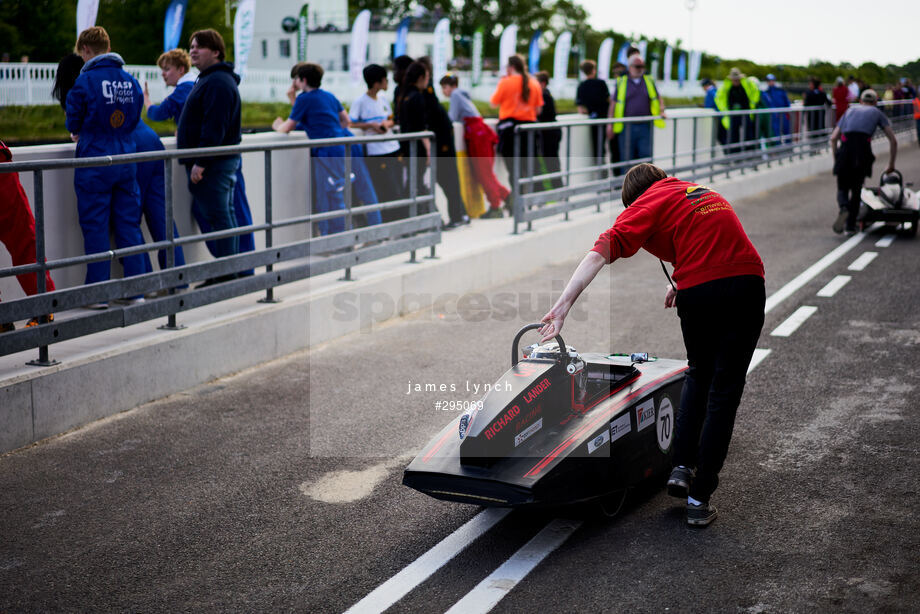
[101,80,135,105]
[635,398,655,431]
[656,395,675,453]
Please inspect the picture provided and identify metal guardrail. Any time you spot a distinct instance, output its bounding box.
[510,100,916,234]
[0,131,439,365]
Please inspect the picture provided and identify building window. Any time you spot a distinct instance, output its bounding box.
[279,39,291,58]
[342,45,349,71]
[261,40,268,59]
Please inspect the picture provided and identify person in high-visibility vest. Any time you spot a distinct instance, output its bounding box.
[714,67,760,155]
[605,54,666,168]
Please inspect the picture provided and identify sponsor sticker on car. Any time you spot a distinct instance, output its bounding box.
[587,430,610,454]
[636,398,655,431]
[514,418,543,447]
[610,413,631,443]
[656,395,675,452]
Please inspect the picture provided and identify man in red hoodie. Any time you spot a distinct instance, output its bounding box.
[539,163,765,527]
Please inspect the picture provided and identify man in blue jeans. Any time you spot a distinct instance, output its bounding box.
[176,29,241,286]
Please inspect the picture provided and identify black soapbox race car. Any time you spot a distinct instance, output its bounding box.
[403,324,688,508]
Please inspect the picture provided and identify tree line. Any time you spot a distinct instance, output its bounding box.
[2,0,917,87]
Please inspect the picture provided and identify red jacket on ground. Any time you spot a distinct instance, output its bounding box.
[591,177,764,289]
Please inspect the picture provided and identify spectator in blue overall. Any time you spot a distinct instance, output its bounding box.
[148,47,254,268]
[65,27,146,298]
[132,121,187,274]
[761,74,791,145]
[56,52,185,277]
[176,29,242,286]
[272,62,381,236]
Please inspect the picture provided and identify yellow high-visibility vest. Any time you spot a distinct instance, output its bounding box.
[612,75,666,134]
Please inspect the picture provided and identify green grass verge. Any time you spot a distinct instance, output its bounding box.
[1,97,703,145]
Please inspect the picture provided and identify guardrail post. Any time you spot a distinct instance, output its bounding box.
[408,140,418,263]
[710,115,717,183]
[25,169,59,367]
[692,116,698,167]
[426,151,438,259]
[512,126,525,233]
[341,146,354,281]
[672,117,678,167]
[158,159,185,331]
[259,150,280,302]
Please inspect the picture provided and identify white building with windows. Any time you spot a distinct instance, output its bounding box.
[247,0,435,72]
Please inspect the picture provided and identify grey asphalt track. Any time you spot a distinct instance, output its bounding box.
[2,147,918,613]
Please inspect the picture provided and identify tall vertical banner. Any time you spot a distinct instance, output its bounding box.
[234,0,256,81]
[637,40,648,61]
[498,24,518,74]
[528,30,541,74]
[432,18,451,86]
[597,37,614,79]
[689,50,702,83]
[662,45,673,82]
[677,52,687,86]
[76,0,99,36]
[394,17,411,59]
[298,4,309,62]
[553,31,572,82]
[349,9,372,84]
[616,42,630,65]
[163,0,188,52]
[471,26,484,87]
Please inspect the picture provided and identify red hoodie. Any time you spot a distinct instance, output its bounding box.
[591,177,764,289]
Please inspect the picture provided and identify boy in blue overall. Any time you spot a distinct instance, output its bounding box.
[65,26,146,293]
[273,62,381,236]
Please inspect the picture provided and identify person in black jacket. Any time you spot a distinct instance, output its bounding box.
[415,57,469,229]
[535,71,562,190]
[176,29,241,275]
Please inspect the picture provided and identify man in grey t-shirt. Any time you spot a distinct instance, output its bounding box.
[830,88,897,234]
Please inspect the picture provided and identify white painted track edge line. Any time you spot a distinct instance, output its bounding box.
[816,275,851,298]
[443,518,583,614]
[848,251,878,271]
[747,349,772,375]
[343,507,511,614]
[770,306,818,337]
[763,228,872,314]
[875,235,895,248]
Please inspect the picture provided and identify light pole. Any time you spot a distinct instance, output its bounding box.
[686,0,696,54]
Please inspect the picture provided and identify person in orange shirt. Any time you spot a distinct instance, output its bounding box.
[490,55,544,190]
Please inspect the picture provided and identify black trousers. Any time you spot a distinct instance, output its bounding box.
[836,172,864,231]
[434,140,468,223]
[540,132,562,190]
[366,151,406,222]
[674,275,765,503]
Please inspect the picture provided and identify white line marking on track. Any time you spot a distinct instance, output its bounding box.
[443,518,583,614]
[747,349,772,374]
[764,228,872,314]
[771,306,818,337]
[816,275,851,298]
[342,508,511,614]
[875,235,895,248]
[848,251,878,271]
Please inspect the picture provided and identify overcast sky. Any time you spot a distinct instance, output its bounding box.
[579,0,918,67]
